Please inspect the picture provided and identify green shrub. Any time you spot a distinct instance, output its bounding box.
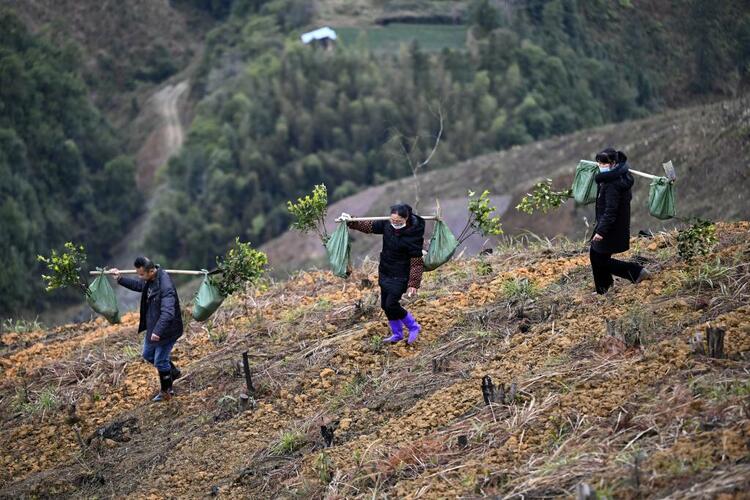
[215,238,268,297]
[458,190,504,244]
[677,219,717,260]
[516,180,572,215]
[37,243,88,294]
[287,184,329,244]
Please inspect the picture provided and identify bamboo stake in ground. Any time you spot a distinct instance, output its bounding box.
[242,351,255,396]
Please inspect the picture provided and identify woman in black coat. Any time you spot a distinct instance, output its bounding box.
[590,148,651,294]
[342,204,425,344]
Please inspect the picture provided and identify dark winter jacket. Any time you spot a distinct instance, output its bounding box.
[592,162,635,254]
[348,215,425,287]
[117,267,183,345]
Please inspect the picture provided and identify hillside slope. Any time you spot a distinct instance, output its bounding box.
[1,222,749,498]
[263,98,750,275]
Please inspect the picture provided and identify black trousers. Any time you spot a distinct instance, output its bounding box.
[589,248,642,294]
[380,276,408,320]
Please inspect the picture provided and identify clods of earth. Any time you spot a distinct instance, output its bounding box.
[1,222,749,498]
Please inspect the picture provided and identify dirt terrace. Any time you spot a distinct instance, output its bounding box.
[1,222,749,498]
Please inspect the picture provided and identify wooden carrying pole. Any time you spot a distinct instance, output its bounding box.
[335,215,439,222]
[629,169,660,180]
[630,161,677,182]
[89,269,209,276]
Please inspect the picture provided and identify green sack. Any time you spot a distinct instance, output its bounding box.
[572,160,599,206]
[192,274,225,322]
[326,223,351,278]
[86,271,120,324]
[648,177,676,220]
[424,220,459,272]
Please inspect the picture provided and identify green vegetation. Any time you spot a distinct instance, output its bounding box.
[314,452,333,484]
[516,180,573,215]
[271,430,306,455]
[675,258,731,291]
[12,386,58,418]
[335,24,467,53]
[677,219,718,261]
[287,184,330,243]
[501,277,537,301]
[458,190,504,243]
[1,317,43,334]
[148,0,750,271]
[0,12,141,317]
[37,243,88,294]
[214,238,268,297]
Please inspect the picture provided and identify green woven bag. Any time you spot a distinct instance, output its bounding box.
[572,160,599,205]
[648,177,676,220]
[192,273,225,322]
[86,271,121,324]
[326,223,351,278]
[424,220,459,271]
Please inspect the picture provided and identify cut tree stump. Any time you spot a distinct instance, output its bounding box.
[321,424,335,447]
[575,482,596,500]
[432,357,450,373]
[690,331,706,355]
[481,376,495,405]
[707,327,725,358]
[508,382,517,403]
[497,384,506,405]
[239,393,252,412]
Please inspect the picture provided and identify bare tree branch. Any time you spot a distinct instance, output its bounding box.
[409,104,444,211]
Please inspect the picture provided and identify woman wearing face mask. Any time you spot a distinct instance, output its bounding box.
[590,148,651,294]
[341,204,425,344]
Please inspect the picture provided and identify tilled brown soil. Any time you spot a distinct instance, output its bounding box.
[1,222,749,498]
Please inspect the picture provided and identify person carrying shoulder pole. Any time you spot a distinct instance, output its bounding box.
[589,148,652,295]
[111,257,184,402]
[341,204,425,344]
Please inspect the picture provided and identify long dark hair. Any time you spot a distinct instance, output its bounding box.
[595,148,627,165]
[390,203,413,220]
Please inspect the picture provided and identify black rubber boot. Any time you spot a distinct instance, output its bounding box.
[152,371,174,402]
[170,361,182,380]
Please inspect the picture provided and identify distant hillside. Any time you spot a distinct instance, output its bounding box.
[2,221,749,497]
[148,0,750,274]
[262,98,750,275]
[0,0,209,135]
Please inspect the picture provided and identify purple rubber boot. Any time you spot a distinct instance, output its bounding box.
[383,320,404,343]
[402,312,422,345]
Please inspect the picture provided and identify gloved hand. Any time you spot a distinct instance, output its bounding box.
[339,212,352,221]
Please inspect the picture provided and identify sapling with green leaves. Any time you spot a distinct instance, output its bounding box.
[37,242,88,294]
[457,190,504,244]
[677,218,717,261]
[287,184,329,244]
[214,238,269,297]
[516,180,573,215]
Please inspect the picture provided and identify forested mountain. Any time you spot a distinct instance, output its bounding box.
[0,12,141,316]
[147,0,750,270]
[1,0,748,319]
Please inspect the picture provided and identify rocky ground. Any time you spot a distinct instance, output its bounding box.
[1,222,749,498]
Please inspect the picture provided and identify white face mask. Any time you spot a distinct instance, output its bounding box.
[391,222,406,230]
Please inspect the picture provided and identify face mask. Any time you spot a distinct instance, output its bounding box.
[598,165,611,173]
[391,222,406,230]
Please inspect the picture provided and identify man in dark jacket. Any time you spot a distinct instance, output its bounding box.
[343,204,425,344]
[112,257,183,401]
[590,149,651,294]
